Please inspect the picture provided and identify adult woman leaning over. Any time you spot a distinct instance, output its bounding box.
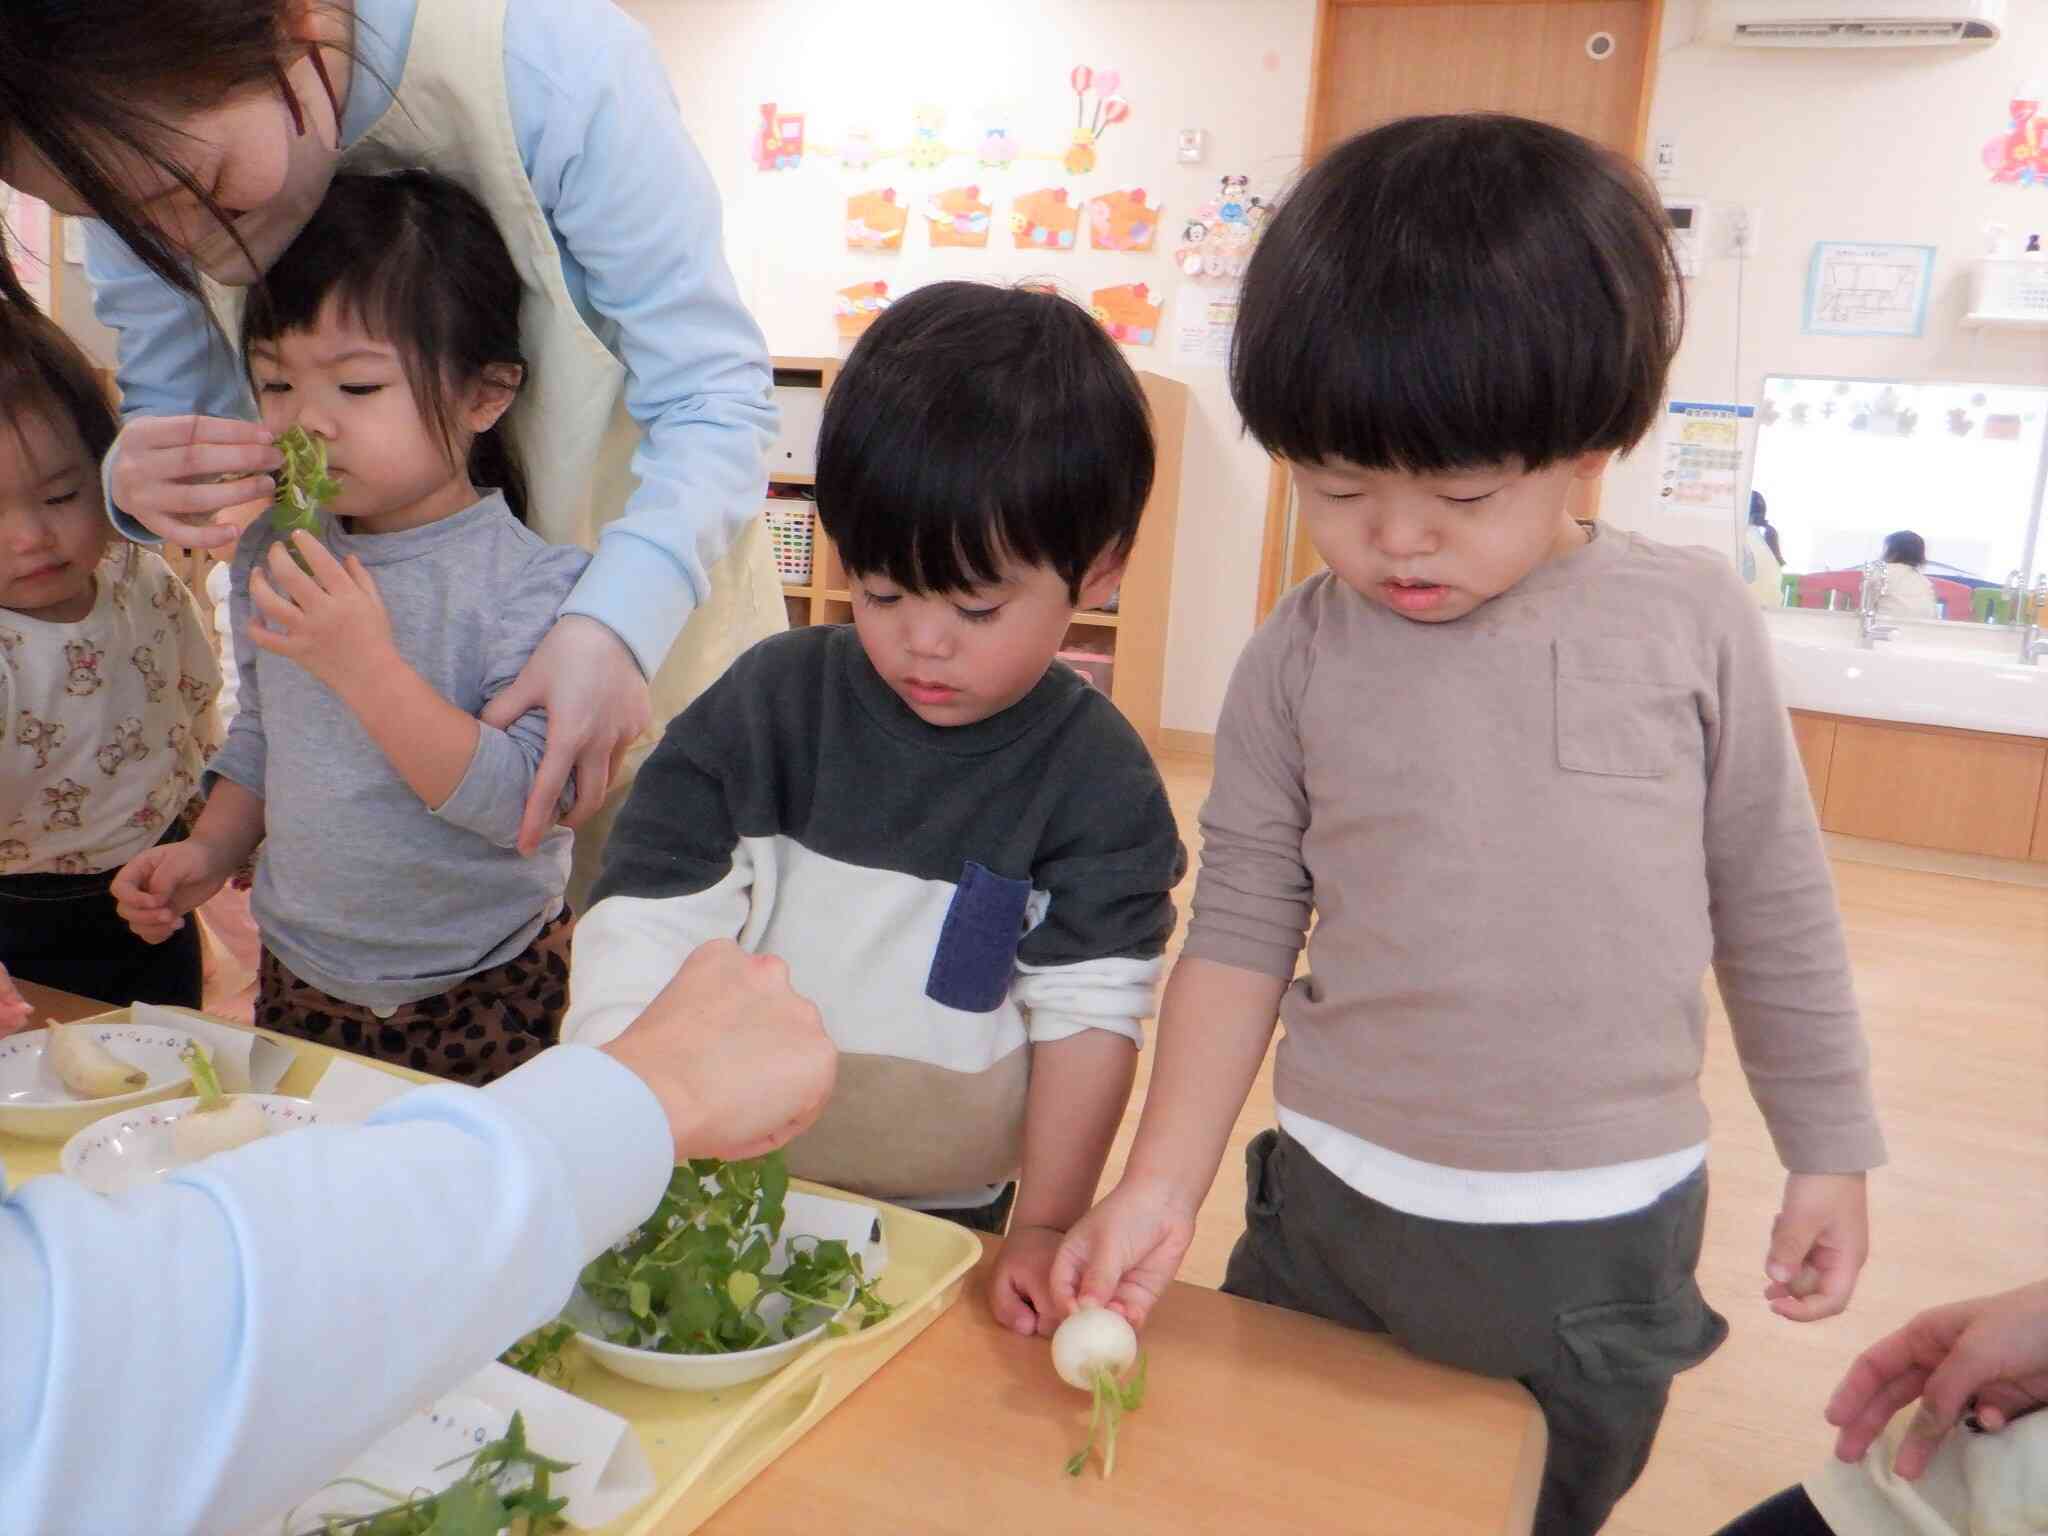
[0,0,784,896]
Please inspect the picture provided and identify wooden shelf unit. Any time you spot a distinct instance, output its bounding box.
[764,355,1185,744]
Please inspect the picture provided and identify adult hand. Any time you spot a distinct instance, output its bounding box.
[0,962,32,1039]
[108,415,279,549]
[1827,1279,2048,1479]
[599,940,836,1162]
[480,615,652,854]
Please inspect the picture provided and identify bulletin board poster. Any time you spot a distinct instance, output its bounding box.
[1802,242,1935,338]
[1658,401,1754,515]
[0,187,53,315]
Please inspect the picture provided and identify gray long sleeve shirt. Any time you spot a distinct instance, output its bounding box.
[210,494,587,1009]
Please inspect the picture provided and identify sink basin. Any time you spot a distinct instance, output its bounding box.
[1766,615,2048,739]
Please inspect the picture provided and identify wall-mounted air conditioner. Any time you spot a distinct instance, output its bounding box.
[1707,0,2003,46]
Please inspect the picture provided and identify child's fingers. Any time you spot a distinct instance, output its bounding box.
[989,1267,1040,1337]
[247,569,300,627]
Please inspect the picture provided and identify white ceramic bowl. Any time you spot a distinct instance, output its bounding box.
[61,1094,330,1194]
[0,1022,198,1142]
[567,1192,889,1392]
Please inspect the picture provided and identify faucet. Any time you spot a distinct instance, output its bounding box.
[2023,574,2048,667]
[2000,569,2025,625]
[1857,559,1899,650]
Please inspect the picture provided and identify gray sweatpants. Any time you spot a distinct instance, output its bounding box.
[1223,1129,1728,1536]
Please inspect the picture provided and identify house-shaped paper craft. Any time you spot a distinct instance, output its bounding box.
[1088,188,1163,253]
[846,189,909,252]
[925,186,992,249]
[1091,282,1160,346]
[1009,188,1080,251]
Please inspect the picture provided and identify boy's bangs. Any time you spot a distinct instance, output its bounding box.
[1230,114,1682,475]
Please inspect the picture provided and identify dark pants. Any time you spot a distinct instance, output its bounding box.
[0,854,202,1009]
[1710,1487,1835,1536]
[1223,1129,1727,1536]
[928,1181,1017,1235]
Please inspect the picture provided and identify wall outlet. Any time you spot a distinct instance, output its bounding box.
[1723,204,1762,259]
[1177,128,1206,165]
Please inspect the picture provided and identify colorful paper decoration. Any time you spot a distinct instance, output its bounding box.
[925,186,993,249]
[1088,188,1162,253]
[1065,65,1131,175]
[1983,85,2045,187]
[1091,283,1161,346]
[1010,188,1080,250]
[836,280,890,340]
[846,188,908,252]
[978,128,1019,170]
[752,103,805,172]
[908,106,949,171]
[1174,173,1271,280]
[839,126,880,171]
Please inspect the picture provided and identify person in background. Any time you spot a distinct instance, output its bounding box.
[1050,115,1886,1536]
[0,940,836,1534]
[1751,490,1785,565]
[0,273,220,1008]
[564,282,1186,1339]
[0,0,786,905]
[112,171,585,1085]
[1877,530,1941,622]
[1712,1277,2048,1535]
[1745,490,1786,607]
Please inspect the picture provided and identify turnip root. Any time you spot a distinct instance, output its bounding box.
[1052,1307,1147,1479]
[170,1043,269,1163]
[49,1025,147,1099]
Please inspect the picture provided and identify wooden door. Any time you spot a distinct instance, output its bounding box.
[1261,0,1660,613]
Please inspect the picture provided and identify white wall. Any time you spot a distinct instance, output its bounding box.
[620,0,1316,735]
[1607,7,2048,563]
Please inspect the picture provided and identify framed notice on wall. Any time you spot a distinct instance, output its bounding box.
[0,186,53,315]
[1803,242,1935,338]
[1657,400,1754,516]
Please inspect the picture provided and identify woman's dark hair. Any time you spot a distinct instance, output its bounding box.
[1883,530,1927,568]
[0,2,358,302]
[815,281,1153,600]
[1231,113,1684,472]
[1749,490,1783,564]
[0,277,121,472]
[241,170,530,521]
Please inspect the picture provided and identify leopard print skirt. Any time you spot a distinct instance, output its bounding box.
[256,910,572,1085]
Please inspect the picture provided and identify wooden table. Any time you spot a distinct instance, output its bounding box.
[17,983,1545,1535]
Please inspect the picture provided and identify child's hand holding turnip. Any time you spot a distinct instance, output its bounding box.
[1050,1171,1198,1331]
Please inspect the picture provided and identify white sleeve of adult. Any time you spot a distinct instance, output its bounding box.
[0,1043,670,1535]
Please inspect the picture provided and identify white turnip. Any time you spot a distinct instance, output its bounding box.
[48,1024,147,1099]
[1052,1307,1146,1479]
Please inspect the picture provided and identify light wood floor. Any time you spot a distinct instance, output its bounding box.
[1116,751,2048,1535]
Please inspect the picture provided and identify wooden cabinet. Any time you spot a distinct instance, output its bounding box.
[764,355,1185,745]
[1789,709,2048,861]
[2034,768,2048,863]
[1789,712,1838,809]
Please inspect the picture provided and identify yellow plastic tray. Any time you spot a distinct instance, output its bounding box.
[0,1017,984,1536]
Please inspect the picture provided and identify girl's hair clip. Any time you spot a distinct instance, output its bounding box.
[276,46,343,140]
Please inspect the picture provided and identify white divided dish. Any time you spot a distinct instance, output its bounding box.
[567,1190,889,1392]
[1766,613,2048,739]
[0,1023,199,1142]
[61,1094,334,1195]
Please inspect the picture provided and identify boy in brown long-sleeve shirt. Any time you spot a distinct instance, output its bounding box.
[1052,115,1886,1536]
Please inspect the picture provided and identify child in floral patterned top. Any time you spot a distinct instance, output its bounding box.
[0,287,221,1007]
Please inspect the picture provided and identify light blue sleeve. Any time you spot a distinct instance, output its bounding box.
[0,1043,671,1535]
[82,220,255,544]
[522,13,777,676]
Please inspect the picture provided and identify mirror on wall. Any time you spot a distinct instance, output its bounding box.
[1745,375,2048,623]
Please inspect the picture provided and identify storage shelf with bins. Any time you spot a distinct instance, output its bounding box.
[763,354,1185,744]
